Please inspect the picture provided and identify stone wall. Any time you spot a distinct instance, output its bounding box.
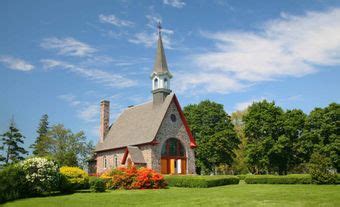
[152,100,196,174]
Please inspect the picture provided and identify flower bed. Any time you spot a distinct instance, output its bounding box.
[100,166,167,190]
[165,175,239,188]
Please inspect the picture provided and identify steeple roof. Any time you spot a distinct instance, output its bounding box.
[152,22,172,77]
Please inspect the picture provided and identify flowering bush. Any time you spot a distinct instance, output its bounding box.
[21,157,60,195]
[59,166,89,191]
[101,166,167,190]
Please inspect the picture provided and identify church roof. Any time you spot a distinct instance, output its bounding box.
[122,146,147,164]
[151,26,172,77]
[95,93,175,152]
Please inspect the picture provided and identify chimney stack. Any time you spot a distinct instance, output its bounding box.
[99,100,110,143]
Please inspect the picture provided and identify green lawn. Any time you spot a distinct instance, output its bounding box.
[2,183,340,207]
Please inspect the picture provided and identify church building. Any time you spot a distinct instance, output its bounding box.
[94,24,197,174]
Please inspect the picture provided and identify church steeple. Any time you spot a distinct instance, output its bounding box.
[151,22,172,106]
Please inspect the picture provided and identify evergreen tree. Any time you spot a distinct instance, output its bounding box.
[31,114,53,156]
[0,118,28,164]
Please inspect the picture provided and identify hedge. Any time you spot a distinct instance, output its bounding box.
[244,174,312,184]
[165,175,239,188]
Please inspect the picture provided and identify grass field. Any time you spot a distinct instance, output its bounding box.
[2,183,340,207]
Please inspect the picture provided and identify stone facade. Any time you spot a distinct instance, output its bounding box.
[95,99,196,174]
[151,100,196,174]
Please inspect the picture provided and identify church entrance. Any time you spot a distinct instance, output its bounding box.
[160,138,187,174]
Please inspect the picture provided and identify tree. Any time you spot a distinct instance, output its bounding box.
[183,100,239,174]
[243,100,285,174]
[300,103,340,171]
[0,118,28,165]
[48,124,92,168]
[31,114,53,157]
[231,110,249,174]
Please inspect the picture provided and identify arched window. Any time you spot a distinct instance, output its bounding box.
[161,138,185,157]
[164,78,168,89]
[154,78,158,89]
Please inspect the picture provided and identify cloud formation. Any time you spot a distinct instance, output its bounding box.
[0,56,34,71]
[41,59,136,88]
[163,0,186,8]
[40,37,96,57]
[182,8,340,94]
[99,14,134,27]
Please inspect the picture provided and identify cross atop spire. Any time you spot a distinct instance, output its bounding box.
[157,21,162,36]
[151,22,172,78]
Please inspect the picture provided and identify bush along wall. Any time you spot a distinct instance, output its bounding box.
[244,174,312,184]
[165,175,239,188]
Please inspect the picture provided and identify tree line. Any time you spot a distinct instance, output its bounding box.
[0,114,93,169]
[184,100,339,175]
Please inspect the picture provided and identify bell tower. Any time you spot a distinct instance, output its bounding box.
[151,22,173,106]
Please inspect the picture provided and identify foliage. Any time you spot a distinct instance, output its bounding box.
[0,118,28,165]
[231,110,249,174]
[21,157,60,195]
[165,175,239,188]
[48,124,94,168]
[102,166,167,190]
[59,166,89,191]
[244,174,312,184]
[31,114,53,157]
[89,177,106,192]
[183,100,239,174]
[308,152,336,184]
[0,164,27,203]
[300,103,340,171]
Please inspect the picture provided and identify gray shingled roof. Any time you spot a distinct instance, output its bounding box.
[127,146,146,164]
[95,93,174,152]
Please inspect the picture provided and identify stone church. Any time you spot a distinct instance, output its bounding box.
[94,25,197,174]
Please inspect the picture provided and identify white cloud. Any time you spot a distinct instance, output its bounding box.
[129,15,174,49]
[234,98,265,111]
[58,94,81,106]
[0,56,34,71]
[99,14,134,27]
[78,104,99,122]
[174,72,246,95]
[41,59,136,88]
[186,8,340,94]
[40,37,96,57]
[163,0,186,8]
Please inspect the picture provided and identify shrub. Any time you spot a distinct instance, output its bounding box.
[308,152,336,184]
[89,177,106,192]
[244,174,312,184]
[237,174,247,180]
[165,175,239,188]
[59,166,89,192]
[21,157,60,195]
[0,164,27,203]
[102,166,167,190]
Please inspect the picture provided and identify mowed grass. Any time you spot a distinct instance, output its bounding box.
[2,183,340,207]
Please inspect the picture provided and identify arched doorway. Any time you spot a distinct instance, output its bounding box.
[161,138,187,174]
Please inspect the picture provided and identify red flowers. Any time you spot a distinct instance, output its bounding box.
[102,166,167,190]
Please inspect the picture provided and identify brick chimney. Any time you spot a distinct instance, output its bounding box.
[99,100,110,143]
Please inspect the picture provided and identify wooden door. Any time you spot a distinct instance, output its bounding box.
[181,159,187,174]
[161,159,168,174]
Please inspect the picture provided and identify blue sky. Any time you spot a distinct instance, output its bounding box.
[1,0,340,149]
